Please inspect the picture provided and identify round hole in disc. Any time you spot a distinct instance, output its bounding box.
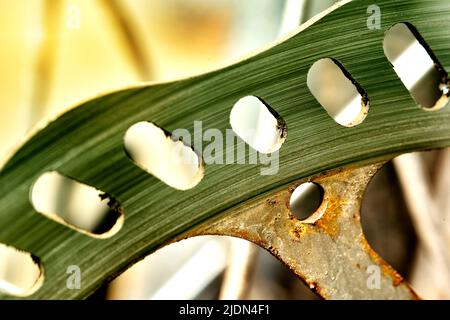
[289,182,324,221]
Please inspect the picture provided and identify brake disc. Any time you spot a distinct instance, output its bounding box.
[0,0,449,299]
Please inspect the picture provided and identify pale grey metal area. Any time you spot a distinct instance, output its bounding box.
[186,163,418,299]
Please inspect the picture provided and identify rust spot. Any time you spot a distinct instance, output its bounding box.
[307,280,325,297]
[267,245,280,257]
[314,199,340,239]
[289,224,308,239]
[359,235,409,289]
[267,199,277,206]
[228,229,255,243]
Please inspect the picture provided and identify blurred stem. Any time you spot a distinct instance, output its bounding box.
[100,0,153,81]
[393,154,450,298]
[219,239,257,300]
[300,0,313,23]
[29,0,62,127]
[300,0,337,24]
[435,149,450,224]
[279,0,306,35]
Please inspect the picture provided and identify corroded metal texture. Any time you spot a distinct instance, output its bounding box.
[183,162,419,300]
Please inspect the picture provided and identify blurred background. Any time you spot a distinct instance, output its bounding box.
[0,0,449,300]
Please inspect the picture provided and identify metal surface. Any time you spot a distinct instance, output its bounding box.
[183,162,419,299]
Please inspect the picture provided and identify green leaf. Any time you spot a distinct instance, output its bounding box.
[1,0,449,299]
